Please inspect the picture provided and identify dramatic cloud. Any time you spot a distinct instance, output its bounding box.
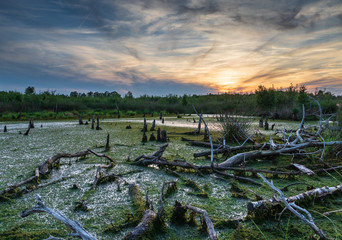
[0,0,341,95]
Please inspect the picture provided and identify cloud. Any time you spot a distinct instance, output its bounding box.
[1,0,342,96]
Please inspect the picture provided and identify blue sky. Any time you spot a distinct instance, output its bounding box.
[1,0,342,96]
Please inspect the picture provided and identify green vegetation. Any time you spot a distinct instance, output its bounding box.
[0,85,340,121]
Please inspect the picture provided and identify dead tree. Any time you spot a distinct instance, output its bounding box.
[194,113,202,135]
[150,119,156,131]
[142,118,147,132]
[96,117,101,130]
[78,114,84,125]
[157,128,161,141]
[21,195,96,240]
[105,133,110,151]
[91,115,95,129]
[255,174,326,239]
[29,118,35,128]
[259,116,264,128]
[149,133,156,141]
[161,130,167,142]
[264,117,269,130]
[142,129,147,143]
[123,210,156,240]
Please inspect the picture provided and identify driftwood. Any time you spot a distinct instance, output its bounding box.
[218,141,342,168]
[256,174,326,239]
[21,195,96,240]
[291,163,314,176]
[185,205,218,240]
[123,210,156,240]
[248,183,342,212]
[1,149,114,196]
[92,162,114,189]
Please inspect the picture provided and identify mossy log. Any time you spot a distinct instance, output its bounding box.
[21,195,96,240]
[123,209,156,240]
[248,183,342,212]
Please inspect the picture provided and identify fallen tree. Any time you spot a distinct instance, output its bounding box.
[21,195,96,240]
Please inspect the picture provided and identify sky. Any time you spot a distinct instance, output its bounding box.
[0,0,342,96]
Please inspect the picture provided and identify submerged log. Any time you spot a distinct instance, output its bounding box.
[21,195,96,240]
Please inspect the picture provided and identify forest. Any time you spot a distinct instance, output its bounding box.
[0,85,340,121]
[0,84,342,240]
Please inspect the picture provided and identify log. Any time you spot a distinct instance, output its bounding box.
[248,183,342,212]
[123,209,156,240]
[185,205,218,240]
[218,141,342,168]
[21,195,96,240]
[291,163,314,176]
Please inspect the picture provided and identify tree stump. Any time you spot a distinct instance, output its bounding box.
[4,125,7,132]
[29,118,35,128]
[162,118,164,124]
[150,119,156,131]
[149,133,156,141]
[160,112,162,120]
[259,116,264,128]
[271,123,275,130]
[96,117,101,130]
[105,133,110,151]
[142,118,148,132]
[142,130,147,142]
[264,117,269,130]
[161,130,167,142]
[78,114,84,125]
[157,128,161,141]
[91,115,95,129]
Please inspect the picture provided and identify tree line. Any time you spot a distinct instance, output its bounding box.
[0,85,340,120]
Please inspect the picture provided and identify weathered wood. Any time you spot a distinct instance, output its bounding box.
[21,195,96,240]
[91,115,95,129]
[292,163,314,176]
[78,114,84,125]
[161,130,167,142]
[96,117,101,130]
[105,133,110,151]
[185,205,218,240]
[150,119,156,131]
[123,209,156,240]
[218,141,342,168]
[248,183,342,212]
[149,133,156,141]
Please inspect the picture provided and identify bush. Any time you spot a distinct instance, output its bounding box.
[220,113,251,144]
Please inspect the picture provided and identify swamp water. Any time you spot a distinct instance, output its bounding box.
[0,117,341,239]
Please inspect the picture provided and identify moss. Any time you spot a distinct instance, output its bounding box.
[128,184,145,220]
[0,225,64,240]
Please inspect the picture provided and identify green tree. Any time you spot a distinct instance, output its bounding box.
[25,86,35,95]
